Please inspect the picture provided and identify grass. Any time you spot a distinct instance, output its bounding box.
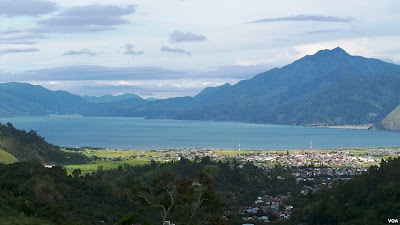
[65,158,150,174]
[0,149,18,164]
[84,149,154,157]
[214,150,251,155]
[376,105,400,130]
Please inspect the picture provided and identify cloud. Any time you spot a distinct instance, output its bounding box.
[0,41,38,45]
[4,66,185,81]
[169,30,206,43]
[0,46,40,55]
[248,14,354,23]
[0,30,46,41]
[161,46,192,57]
[124,44,144,56]
[36,4,136,33]
[0,0,57,17]
[0,63,274,98]
[201,64,273,79]
[307,29,346,34]
[0,63,270,82]
[62,49,100,56]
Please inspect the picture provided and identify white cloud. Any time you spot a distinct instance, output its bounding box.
[0,45,40,55]
[169,30,206,43]
[0,0,57,17]
[161,46,191,57]
[124,44,144,56]
[36,4,137,33]
[62,49,100,56]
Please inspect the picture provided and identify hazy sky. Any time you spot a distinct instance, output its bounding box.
[0,0,399,98]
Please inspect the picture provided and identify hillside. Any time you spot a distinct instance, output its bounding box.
[0,149,18,164]
[372,105,400,131]
[0,82,89,117]
[0,123,86,165]
[83,93,143,103]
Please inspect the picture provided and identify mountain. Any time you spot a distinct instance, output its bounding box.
[83,93,143,103]
[89,47,400,125]
[0,82,89,117]
[371,104,400,131]
[0,122,86,165]
[145,97,159,101]
[1,47,400,126]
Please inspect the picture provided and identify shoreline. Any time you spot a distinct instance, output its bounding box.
[63,146,400,153]
[315,124,372,130]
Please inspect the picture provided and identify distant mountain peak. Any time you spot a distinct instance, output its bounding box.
[314,47,349,57]
[332,46,347,52]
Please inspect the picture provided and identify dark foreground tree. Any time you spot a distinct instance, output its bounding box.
[131,171,225,225]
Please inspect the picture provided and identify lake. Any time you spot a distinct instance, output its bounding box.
[1,117,400,150]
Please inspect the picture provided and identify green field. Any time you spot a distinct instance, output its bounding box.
[0,150,18,164]
[214,150,250,155]
[63,147,393,174]
[65,158,150,174]
[83,149,160,157]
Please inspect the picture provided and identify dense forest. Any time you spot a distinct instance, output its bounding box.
[2,157,400,225]
[0,158,298,225]
[0,122,86,165]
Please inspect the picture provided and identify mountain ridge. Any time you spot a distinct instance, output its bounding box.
[0,122,86,165]
[83,93,143,103]
[1,47,400,128]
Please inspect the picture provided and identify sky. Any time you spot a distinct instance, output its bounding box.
[0,0,400,98]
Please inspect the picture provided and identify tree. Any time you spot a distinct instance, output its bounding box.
[72,169,81,178]
[185,172,224,225]
[132,171,177,224]
[132,171,224,225]
[116,211,153,225]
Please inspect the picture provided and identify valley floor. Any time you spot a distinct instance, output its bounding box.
[62,147,400,174]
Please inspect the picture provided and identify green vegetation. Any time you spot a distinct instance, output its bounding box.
[0,122,87,165]
[288,157,400,225]
[0,215,55,225]
[65,158,150,174]
[83,149,157,158]
[0,157,298,225]
[0,162,133,225]
[373,104,400,130]
[1,133,399,225]
[214,150,250,155]
[0,149,18,164]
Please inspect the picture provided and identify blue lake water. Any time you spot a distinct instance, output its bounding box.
[1,117,400,150]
